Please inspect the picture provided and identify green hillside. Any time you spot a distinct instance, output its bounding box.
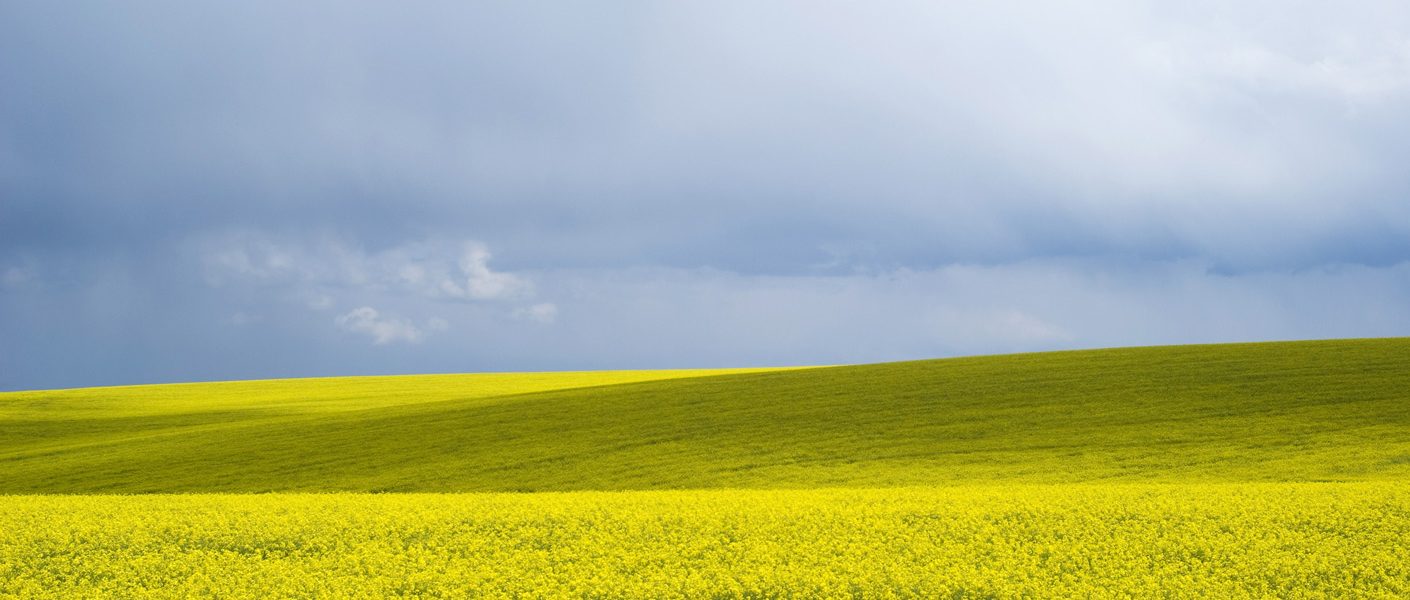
[2,338,1407,493]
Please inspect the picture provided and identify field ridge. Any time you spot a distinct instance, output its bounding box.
[1,338,1407,493]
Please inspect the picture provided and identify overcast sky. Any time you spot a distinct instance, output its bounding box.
[3,1,1409,390]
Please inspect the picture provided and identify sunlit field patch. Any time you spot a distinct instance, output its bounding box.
[2,484,1407,599]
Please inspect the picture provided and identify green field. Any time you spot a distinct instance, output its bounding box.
[2,338,1409,597]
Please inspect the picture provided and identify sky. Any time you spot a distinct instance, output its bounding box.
[2,1,1409,390]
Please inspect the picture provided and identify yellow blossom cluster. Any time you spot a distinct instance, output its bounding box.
[2,483,1406,598]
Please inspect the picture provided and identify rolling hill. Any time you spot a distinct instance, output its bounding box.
[4,338,1410,598]
[2,337,1407,494]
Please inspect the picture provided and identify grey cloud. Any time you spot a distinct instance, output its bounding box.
[2,249,1408,390]
[522,259,1410,367]
[3,1,1409,389]
[4,1,1408,273]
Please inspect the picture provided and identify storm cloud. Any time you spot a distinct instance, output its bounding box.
[3,1,1409,389]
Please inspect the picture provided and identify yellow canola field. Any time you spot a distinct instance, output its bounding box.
[3,483,1407,599]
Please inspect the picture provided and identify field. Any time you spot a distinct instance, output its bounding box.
[2,338,1409,597]
[5,485,1408,598]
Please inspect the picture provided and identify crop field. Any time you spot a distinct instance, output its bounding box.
[4,485,1408,599]
[2,338,1409,597]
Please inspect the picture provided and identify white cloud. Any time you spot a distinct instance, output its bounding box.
[513,302,559,324]
[196,233,551,339]
[200,235,302,285]
[199,234,538,303]
[335,306,424,345]
[458,242,532,300]
[397,264,427,285]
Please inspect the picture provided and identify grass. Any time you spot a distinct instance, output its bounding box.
[1,338,1407,493]
[2,338,1409,597]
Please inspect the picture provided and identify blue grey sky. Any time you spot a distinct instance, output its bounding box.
[3,1,1409,390]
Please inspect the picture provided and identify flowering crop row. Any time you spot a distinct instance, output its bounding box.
[2,483,1406,598]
